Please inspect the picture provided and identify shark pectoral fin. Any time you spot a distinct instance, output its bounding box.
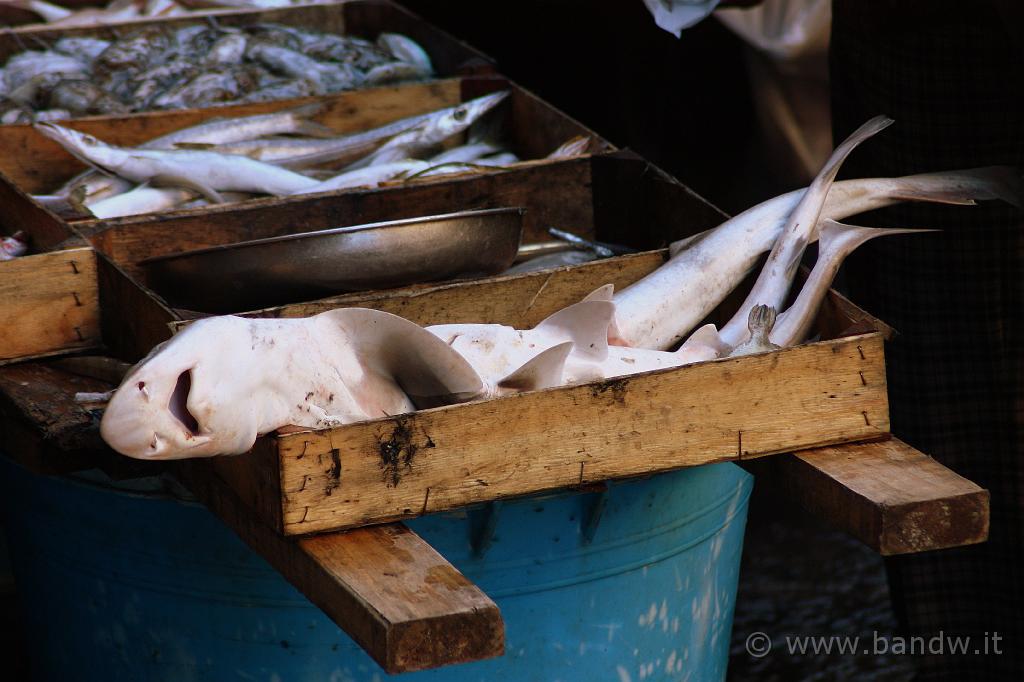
[497,342,573,393]
[581,283,615,302]
[319,308,485,410]
[535,300,614,362]
[680,323,731,357]
[151,173,223,204]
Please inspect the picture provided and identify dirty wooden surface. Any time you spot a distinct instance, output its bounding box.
[767,438,990,555]
[178,461,504,674]
[0,248,101,363]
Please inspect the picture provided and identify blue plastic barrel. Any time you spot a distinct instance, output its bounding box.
[0,455,751,681]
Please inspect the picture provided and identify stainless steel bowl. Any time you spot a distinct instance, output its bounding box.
[141,207,525,313]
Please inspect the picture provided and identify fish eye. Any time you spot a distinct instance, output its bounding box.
[453,108,467,121]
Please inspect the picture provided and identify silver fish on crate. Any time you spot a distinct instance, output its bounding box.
[35,122,321,198]
[32,91,595,218]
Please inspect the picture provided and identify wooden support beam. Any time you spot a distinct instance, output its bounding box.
[177,462,504,674]
[763,438,990,555]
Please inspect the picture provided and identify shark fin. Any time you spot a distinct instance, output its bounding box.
[497,342,573,393]
[318,308,484,410]
[679,323,730,356]
[535,299,614,362]
[582,283,614,302]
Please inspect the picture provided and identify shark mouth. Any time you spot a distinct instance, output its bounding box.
[169,369,201,438]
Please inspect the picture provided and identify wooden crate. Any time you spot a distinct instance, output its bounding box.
[0,1,493,75]
[0,185,178,365]
[78,153,885,536]
[2,75,612,263]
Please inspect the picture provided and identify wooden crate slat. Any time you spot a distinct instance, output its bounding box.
[0,248,100,363]
[259,332,889,535]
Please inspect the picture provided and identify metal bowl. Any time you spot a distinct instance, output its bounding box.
[141,207,525,313]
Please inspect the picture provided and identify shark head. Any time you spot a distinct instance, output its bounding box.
[100,317,263,460]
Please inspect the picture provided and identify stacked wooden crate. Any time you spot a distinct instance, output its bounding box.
[0,0,990,674]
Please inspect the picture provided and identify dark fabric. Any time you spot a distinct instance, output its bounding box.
[830,1,1024,679]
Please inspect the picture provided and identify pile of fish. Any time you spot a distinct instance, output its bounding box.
[3,0,313,29]
[96,115,1022,460]
[31,91,591,219]
[0,22,433,121]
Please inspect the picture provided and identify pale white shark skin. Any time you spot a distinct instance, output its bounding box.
[769,220,934,348]
[716,116,894,348]
[99,287,725,460]
[100,310,483,460]
[612,166,1022,351]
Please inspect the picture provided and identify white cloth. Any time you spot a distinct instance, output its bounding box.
[642,0,723,37]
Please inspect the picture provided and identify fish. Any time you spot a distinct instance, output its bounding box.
[347,91,510,169]
[0,24,433,116]
[727,305,780,358]
[290,159,429,195]
[86,185,196,219]
[35,122,320,198]
[768,220,934,348]
[246,43,361,94]
[611,166,1024,351]
[715,115,894,348]
[0,231,29,260]
[547,135,592,159]
[143,102,333,149]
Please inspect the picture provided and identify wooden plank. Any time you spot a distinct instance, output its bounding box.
[260,332,889,535]
[177,461,504,674]
[765,438,990,555]
[0,362,157,478]
[0,248,101,363]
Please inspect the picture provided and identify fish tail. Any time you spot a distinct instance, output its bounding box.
[284,102,336,139]
[747,304,777,340]
[818,218,937,258]
[890,166,1023,209]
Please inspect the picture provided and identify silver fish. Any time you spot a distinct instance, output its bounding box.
[36,123,320,198]
[350,91,510,169]
[291,160,429,195]
[87,185,196,219]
